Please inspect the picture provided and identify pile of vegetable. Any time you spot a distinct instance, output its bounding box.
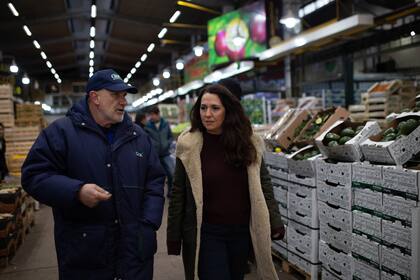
[300,112,332,140]
[380,117,419,142]
[324,125,364,147]
[294,147,320,160]
[293,116,311,138]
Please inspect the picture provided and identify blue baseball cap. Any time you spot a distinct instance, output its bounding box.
[86,69,138,94]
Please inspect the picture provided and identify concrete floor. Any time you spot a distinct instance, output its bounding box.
[0,201,298,280]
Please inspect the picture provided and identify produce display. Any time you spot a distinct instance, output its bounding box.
[293,116,311,138]
[324,125,364,146]
[299,111,332,140]
[294,147,320,160]
[380,117,419,141]
[241,98,264,124]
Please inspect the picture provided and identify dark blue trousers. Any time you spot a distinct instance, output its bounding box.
[198,223,251,280]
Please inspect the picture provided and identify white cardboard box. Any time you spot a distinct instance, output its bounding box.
[272,241,288,260]
[352,210,382,242]
[287,220,319,263]
[319,240,352,280]
[316,120,381,162]
[381,245,411,278]
[352,257,380,280]
[382,166,419,200]
[321,267,342,280]
[352,162,382,187]
[267,166,289,181]
[288,145,319,180]
[320,220,352,254]
[318,201,352,233]
[351,233,381,265]
[288,172,316,187]
[288,185,319,229]
[381,270,408,280]
[317,179,352,210]
[287,249,321,279]
[382,193,418,225]
[273,184,288,206]
[360,112,420,165]
[316,159,352,187]
[382,219,412,252]
[352,187,383,214]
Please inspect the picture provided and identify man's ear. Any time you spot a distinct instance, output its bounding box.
[89,91,100,105]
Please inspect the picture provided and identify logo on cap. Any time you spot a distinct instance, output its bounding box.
[111,73,122,81]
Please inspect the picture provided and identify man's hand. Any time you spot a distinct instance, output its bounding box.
[78,184,112,208]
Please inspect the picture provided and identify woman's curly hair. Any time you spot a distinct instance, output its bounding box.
[190,84,257,167]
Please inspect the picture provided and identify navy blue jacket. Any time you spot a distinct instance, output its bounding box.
[144,118,173,158]
[21,99,165,279]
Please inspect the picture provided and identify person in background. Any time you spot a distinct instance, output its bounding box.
[0,123,8,181]
[21,69,165,280]
[167,84,284,280]
[145,106,175,198]
[135,111,147,128]
[219,78,243,100]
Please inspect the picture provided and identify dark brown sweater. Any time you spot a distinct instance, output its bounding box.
[200,132,250,225]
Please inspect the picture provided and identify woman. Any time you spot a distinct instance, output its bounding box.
[167,84,284,280]
[0,123,8,181]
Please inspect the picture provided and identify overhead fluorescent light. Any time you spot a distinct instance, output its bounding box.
[33,40,41,49]
[22,74,30,85]
[54,73,59,79]
[135,61,141,68]
[91,5,97,18]
[57,79,62,84]
[162,69,170,79]
[153,78,160,86]
[46,61,52,68]
[42,103,52,111]
[90,26,95,37]
[127,73,132,79]
[177,80,204,96]
[89,66,94,73]
[9,60,18,73]
[89,51,95,59]
[259,14,374,61]
[8,3,19,16]
[140,54,147,62]
[158,28,168,39]
[130,68,136,74]
[193,46,204,57]
[51,68,56,74]
[40,51,47,59]
[203,61,254,84]
[89,59,94,66]
[90,40,95,49]
[176,59,184,70]
[147,43,155,52]
[169,10,181,23]
[124,78,129,83]
[89,72,93,78]
[23,25,32,36]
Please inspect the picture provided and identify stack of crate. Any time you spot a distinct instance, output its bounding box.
[316,159,353,280]
[5,126,40,177]
[399,80,419,110]
[15,104,44,128]
[0,84,14,128]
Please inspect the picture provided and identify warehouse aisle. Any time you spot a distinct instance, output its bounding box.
[0,201,295,280]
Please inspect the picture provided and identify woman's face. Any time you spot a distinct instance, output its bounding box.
[200,93,225,135]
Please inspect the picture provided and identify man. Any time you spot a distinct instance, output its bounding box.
[144,106,174,198]
[21,69,165,280]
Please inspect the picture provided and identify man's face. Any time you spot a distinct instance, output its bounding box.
[93,89,127,126]
[149,112,160,123]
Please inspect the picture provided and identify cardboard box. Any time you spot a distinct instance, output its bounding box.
[382,193,418,225]
[382,219,411,252]
[316,120,381,162]
[352,257,380,280]
[360,112,420,165]
[287,145,319,183]
[294,107,350,145]
[352,210,382,242]
[351,233,381,265]
[351,162,382,188]
[319,201,352,233]
[278,202,287,219]
[267,166,289,181]
[381,270,409,280]
[273,184,288,206]
[275,110,311,150]
[316,159,352,187]
[0,84,13,99]
[317,179,352,211]
[288,185,318,229]
[265,109,302,146]
[287,220,319,263]
[287,249,321,277]
[264,152,289,171]
[352,187,383,214]
[381,245,411,278]
[320,220,352,254]
[272,241,288,260]
[319,240,352,280]
[382,166,419,200]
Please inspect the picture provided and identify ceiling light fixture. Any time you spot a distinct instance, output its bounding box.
[193,45,204,57]
[127,73,132,79]
[33,40,41,49]
[89,67,94,73]
[89,72,93,78]
[90,26,96,37]
[41,51,47,60]
[411,31,416,36]
[91,4,97,18]
[130,68,136,74]
[51,68,56,74]
[7,3,19,16]
[54,73,59,79]
[158,28,168,39]
[169,10,181,23]
[90,40,95,49]
[89,60,94,66]
[153,78,160,86]
[89,51,95,59]
[135,61,141,68]
[162,69,170,79]
[175,59,184,70]
[22,73,30,85]
[23,25,32,36]
[123,78,128,83]
[140,54,147,62]
[57,79,62,84]
[147,43,155,52]
[280,9,301,29]
[9,60,19,73]
[46,61,52,68]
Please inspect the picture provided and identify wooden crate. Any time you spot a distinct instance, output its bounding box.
[6,141,34,155]
[16,111,43,119]
[15,104,42,115]
[0,114,14,127]
[0,99,14,114]
[5,126,40,142]
[0,85,13,100]
[6,154,27,174]
[15,117,44,127]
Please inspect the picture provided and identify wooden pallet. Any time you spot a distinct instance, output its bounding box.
[272,250,311,280]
